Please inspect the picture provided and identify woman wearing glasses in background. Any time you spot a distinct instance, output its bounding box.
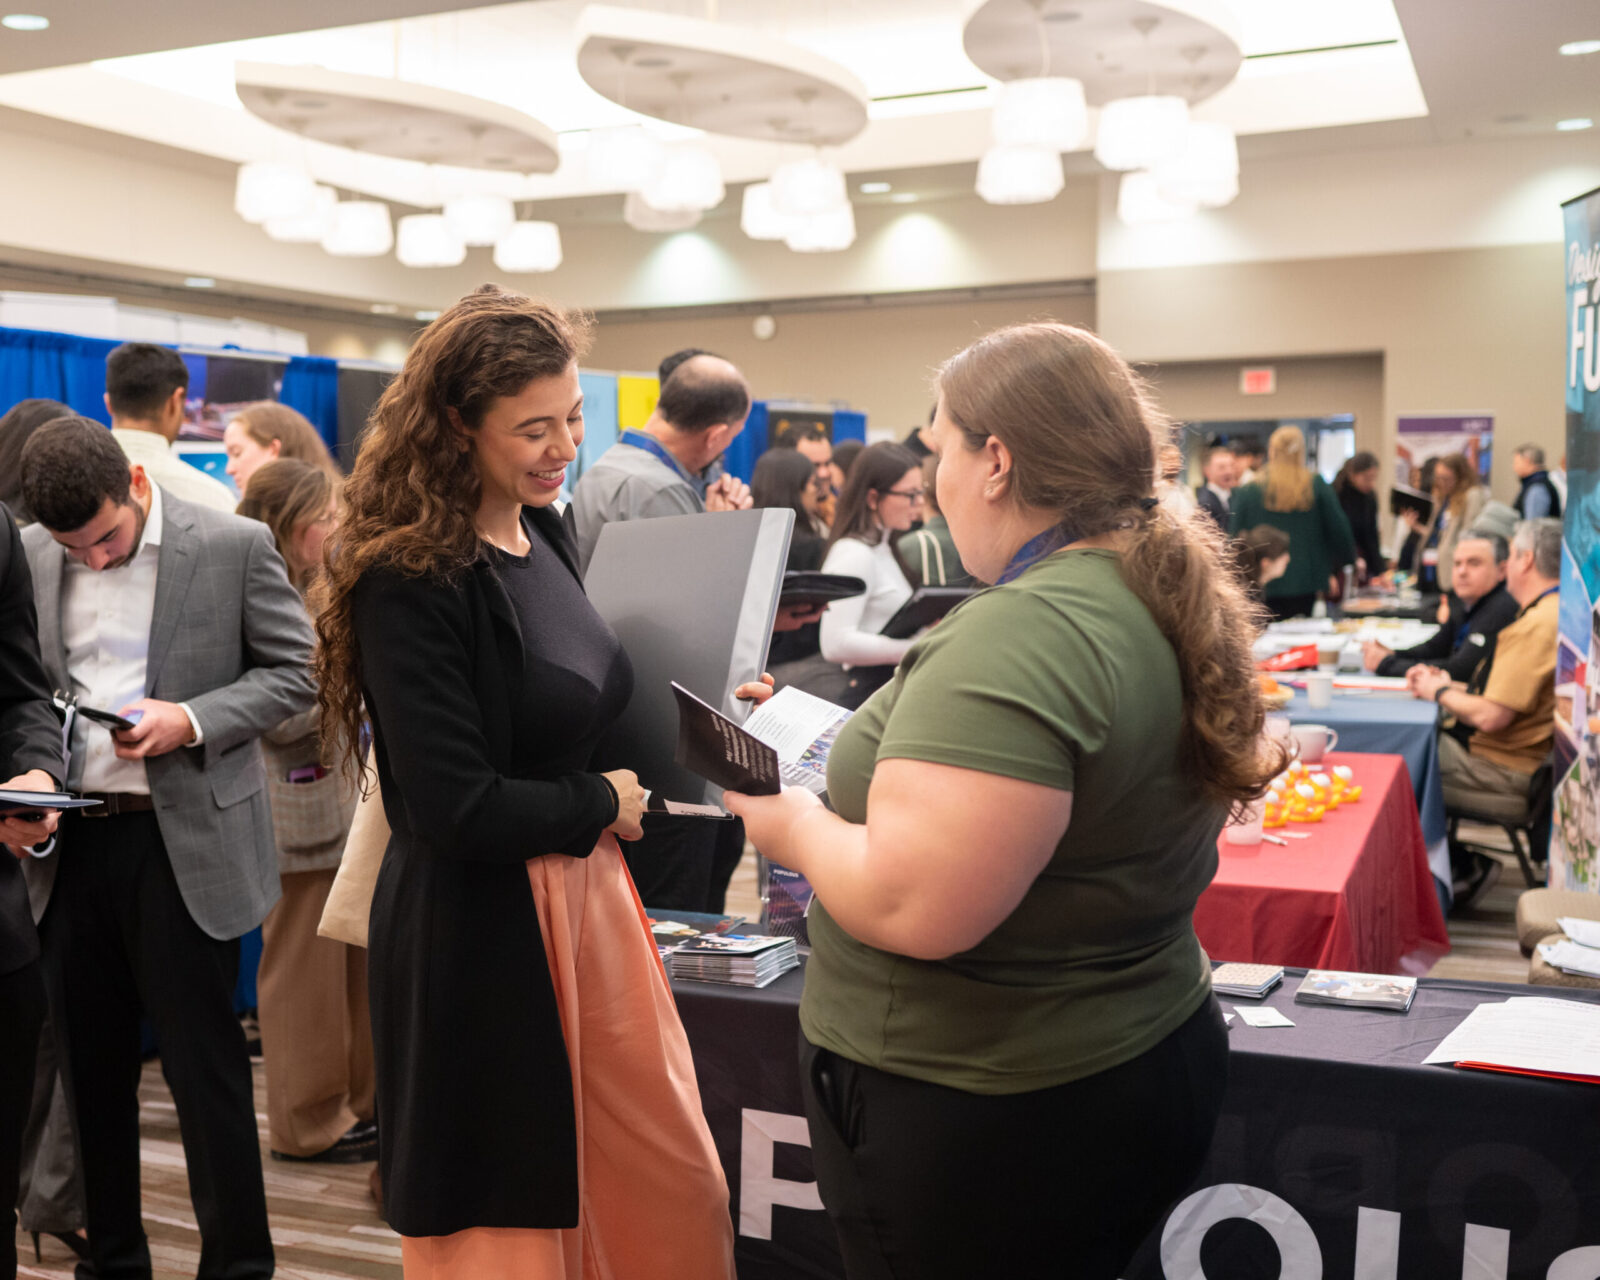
[819,442,925,709]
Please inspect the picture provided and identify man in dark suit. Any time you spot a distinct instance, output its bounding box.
[1,501,66,1280]
[19,418,315,1280]
[1362,533,1519,681]
[1194,445,1236,529]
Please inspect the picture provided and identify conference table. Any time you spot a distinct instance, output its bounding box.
[672,967,1600,1279]
[1283,686,1452,895]
[1194,751,1450,973]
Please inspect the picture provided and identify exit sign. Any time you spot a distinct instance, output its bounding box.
[1240,367,1276,395]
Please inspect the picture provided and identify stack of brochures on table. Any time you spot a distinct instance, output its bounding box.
[669,933,800,988]
[1210,963,1284,998]
[1423,995,1600,1084]
[1535,916,1600,980]
[647,911,745,960]
[1294,969,1418,1011]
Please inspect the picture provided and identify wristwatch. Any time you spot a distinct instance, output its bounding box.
[1433,685,1449,704]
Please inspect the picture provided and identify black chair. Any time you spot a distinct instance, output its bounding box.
[1444,756,1553,889]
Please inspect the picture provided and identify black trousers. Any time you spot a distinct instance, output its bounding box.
[1,956,46,1279]
[799,997,1229,1280]
[40,812,272,1280]
[623,814,746,914]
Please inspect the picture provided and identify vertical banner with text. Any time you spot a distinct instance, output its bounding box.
[1553,184,1600,890]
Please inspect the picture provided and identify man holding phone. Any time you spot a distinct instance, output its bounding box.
[18,417,314,1280]
[1,501,66,1280]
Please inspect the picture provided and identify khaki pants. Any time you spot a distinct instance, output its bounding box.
[258,868,376,1157]
[1437,732,1534,807]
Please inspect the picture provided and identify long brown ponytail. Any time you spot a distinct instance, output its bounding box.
[937,322,1282,808]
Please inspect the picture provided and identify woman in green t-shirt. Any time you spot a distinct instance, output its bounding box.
[727,322,1281,1280]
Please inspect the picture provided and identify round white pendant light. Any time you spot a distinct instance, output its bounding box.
[740,183,800,241]
[587,125,668,192]
[623,191,702,233]
[769,157,848,218]
[234,162,319,224]
[785,202,856,253]
[638,144,725,213]
[396,213,467,267]
[1153,121,1240,208]
[444,193,516,247]
[1117,170,1198,225]
[991,77,1088,153]
[1094,95,1191,172]
[320,201,394,257]
[976,145,1064,205]
[493,221,562,273]
[264,185,337,243]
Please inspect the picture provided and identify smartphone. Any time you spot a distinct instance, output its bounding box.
[77,705,139,733]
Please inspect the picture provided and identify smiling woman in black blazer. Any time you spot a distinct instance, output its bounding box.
[312,287,735,1278]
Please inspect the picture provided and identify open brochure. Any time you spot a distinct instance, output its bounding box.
[671,682,851,798]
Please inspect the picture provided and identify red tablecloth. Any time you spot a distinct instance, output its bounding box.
[1193,752,1450,974]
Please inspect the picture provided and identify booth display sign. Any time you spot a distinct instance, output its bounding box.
[1394,413,1495,489]
[1552,184,1600,891]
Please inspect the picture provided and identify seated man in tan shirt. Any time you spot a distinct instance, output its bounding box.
[1407,518,1561,906]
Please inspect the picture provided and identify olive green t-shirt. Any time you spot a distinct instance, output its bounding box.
[800,548,1226,1095]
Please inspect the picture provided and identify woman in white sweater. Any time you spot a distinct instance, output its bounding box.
[819,441,926,707]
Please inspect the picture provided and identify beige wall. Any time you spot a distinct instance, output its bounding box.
[1143,354,1386,459]
[1099,243,1565,505]
[586,290,1098,438]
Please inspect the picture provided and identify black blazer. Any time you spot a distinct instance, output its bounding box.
[1337,484,1387,576]
[352,505,617,1236]
[0,504,63,975]
[1195,485,1229,530]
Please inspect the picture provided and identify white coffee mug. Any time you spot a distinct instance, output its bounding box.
[1305,672,1334,709]
[1291,723,1339,764]
[1224,799,1265,846]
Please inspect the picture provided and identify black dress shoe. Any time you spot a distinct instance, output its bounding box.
[1453,852,1503,912]
[271,1121,378,1164]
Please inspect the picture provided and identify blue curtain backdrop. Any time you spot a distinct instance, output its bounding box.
[279,355,341,451]
[0,326,120,423]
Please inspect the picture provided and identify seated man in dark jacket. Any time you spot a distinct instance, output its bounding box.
[1362,532,1519,681]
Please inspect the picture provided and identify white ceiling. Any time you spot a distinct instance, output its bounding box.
[0,0,1594,313]
[0,0,1436,210]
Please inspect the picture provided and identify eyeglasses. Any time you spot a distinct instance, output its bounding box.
[883,488,926,503]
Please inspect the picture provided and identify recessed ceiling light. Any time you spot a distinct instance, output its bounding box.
[859,181,892,194]
[889,192,918,204]
[1,14,49,30]
[1557,117,1594,131]
[415,309,441,322]
[183,276,216,288]
[369,303,400,315]
[1559,39,1600,56]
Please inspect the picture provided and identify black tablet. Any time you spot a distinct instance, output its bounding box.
[879,587,975,639]
[778,572,866,610]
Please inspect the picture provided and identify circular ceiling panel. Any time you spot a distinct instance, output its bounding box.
[235,61,560,173]
[962,0,1243,106]
[575,4,869,147]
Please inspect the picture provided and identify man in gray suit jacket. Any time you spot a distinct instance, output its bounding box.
[19,417,314,1280]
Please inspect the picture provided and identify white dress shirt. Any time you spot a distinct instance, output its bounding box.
[61,485,201,793]
[1206,482,1232,513]
[111,427,237,513]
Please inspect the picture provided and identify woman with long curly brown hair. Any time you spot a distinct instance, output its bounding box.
[728,322,1281,1280]
[312,285,734,1278]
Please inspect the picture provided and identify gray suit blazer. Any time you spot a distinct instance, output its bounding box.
[21,488,316,940]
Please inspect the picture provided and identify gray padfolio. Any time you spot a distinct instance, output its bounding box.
[585,507,793,802]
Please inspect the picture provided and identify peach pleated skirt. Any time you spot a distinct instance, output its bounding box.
[400,836,736,1279]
